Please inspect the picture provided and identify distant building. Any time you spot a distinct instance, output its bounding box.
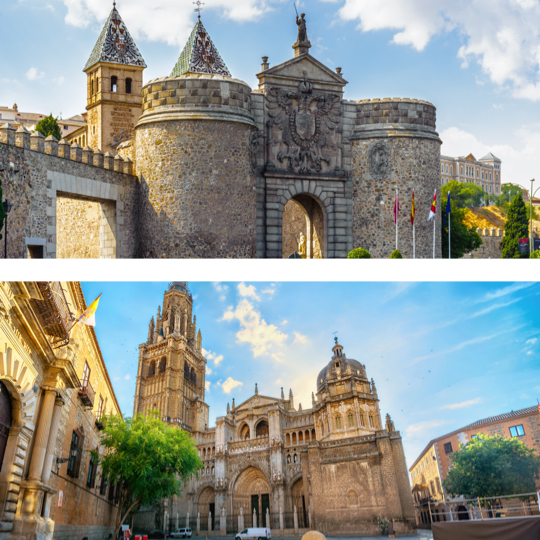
[0,103,86,139]
[440,153,502,196]
[409,405,540,526]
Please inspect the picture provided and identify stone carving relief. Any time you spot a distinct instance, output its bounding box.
[266,73,342,175]
[368,141,390,179]
[249,130,265,175]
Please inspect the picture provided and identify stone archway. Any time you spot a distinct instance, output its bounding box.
[282,194,325,259]
[233,467,271,527]
[197,486,215,530]
[291,477,307,528]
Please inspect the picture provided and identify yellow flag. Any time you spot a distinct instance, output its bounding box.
[77,294,102,327]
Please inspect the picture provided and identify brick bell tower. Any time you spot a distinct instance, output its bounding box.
[133,282,209,433]
[84,1,146,154]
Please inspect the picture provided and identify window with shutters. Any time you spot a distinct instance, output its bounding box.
[87,455,97,488]
[67,427,84,478]
[444,442,453,454]
[99,474,108,496]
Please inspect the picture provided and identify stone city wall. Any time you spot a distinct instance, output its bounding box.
[0,124,138,258]
[351,98,442,259]
[135,74,257,258]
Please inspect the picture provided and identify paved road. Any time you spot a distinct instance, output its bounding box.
[188,534,434,540]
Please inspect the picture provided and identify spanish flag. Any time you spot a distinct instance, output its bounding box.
[428,190,437,221]
[76,294,102,327]
[411,190,415,226]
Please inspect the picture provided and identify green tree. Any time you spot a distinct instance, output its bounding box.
[442,180,487,208]
[93,412,202,539]
[441,197,482,258]
[0,175,5,241]
[348,247,371,258]
[496,184,538,219]
[389,249,403,259]
[502,193,530,258]
[443,434,540,499]
[530,250,540,259]
[35,114,62,140]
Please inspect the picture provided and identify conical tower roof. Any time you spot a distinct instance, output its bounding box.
[171,19,230,77]
[84,3,146,71]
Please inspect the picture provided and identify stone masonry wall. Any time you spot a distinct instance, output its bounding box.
[351,99,442,259]
[0,125,138,258]
[136,120,256,258]
[282,200,307,258]
[56,198,101,258]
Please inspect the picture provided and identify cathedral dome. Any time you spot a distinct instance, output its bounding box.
[316,339,366,391]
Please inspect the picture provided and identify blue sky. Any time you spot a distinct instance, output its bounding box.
[81,280,539,469]
[3,0,540,184]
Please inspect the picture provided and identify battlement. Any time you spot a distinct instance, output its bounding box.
[476,227,504,237]
[355,97,436,129]
[139,74,254,127]
[0,124,134,175]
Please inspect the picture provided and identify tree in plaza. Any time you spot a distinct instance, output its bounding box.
[443,434,540,499]
[501,193,530,258]
[93,411,202,539]
[35,114,62,141]
[442,180,486,208]
[441,196,482,258]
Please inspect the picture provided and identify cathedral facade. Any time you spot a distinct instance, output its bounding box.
[133,283,415,535]
[1,3,442,259]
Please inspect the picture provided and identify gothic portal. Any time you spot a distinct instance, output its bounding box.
[133,285,415,536]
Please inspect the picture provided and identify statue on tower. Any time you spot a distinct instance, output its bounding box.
[296,12,309,44]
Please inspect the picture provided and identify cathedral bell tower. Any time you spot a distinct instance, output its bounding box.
[84,2,146,154]
[133,282,209,433]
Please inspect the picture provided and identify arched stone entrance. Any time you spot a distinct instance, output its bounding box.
[282,194,325,259]
[197,486,215,530]
[0,380,12,472]
[233,467,271,527]
[291,478,307,528]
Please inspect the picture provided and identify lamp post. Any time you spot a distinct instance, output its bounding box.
[2,200,13,259]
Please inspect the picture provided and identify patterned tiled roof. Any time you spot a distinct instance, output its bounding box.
[171,19,230,77]
[84,5,146,71]
[463,405,538,429]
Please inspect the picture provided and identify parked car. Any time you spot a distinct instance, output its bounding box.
[148,531,169,539]
[170,528,192,538]
[235,528,271,540]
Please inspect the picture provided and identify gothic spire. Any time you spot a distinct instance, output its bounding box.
[255,383,258,395]
[84,3,146,71]
[171,18,230,77]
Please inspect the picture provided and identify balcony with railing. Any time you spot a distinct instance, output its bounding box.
[229,436,270,455]
[79,379,95,408]
[30,281,73,349]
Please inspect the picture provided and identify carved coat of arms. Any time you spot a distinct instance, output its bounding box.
[266,74,342,174]
[369,141,390,179]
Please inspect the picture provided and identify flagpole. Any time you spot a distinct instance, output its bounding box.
[433,190,436,259]
[413,222,415,259]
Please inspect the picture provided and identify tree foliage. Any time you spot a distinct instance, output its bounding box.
[442,180,487,208]
[502,193,530,258]
[389,249,403,259]
[35,114,62,141]
[348,247,371,258]
[441,197,482,258]
[443,434,540,499]
[495,183,538,219]
[93,412,202,539]
[530,250,540,259]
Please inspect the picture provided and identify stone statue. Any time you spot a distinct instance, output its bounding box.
[296,13,308,44]
[298,232,306,258]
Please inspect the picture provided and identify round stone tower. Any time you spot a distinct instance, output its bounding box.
[134,18,257,258]
[350,98,442,259]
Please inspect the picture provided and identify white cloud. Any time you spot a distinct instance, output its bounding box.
[406,419,454,435]
[61,0,283,47]
[205,381,211,392]
[469,298,522,319]
[218,377,243,394]
[213,354,224,366]
[276,378,282,384]
[206,367,212,375]
[281,320,288,326]
[337,0,540,101]
[479,282,536,303]
[262,288,276,296]
[221,299,288,357]
[26,67,45,81]
[271,352,285,363]
[124,374,131,380]
[293,332,308,344]
[213,282,229,301]
[441,398,481,410]
[238,282,260,301]
[526,338,538,345]
[202,349,224,366]
[527,350,533,355]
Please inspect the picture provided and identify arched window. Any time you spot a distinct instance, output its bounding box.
[240,424,250,440]
[125,78,132,94]
[159,357,166,373]
[305,430,310,441]
[292,432,297,444]
[91,80,94,95]
[286,433,290,445]
[335,416,342,429]
[148,361,156,377]
[255,420,269,437]
[311,428,315,440]
[293,453,298,463]
[211,466,214,474]
[369,413,374,428]
[111,76,118,92]
[299,431,303,443]
[287,454,291,464]
[460,166,463,175]
[347,490,358,507]
[348,413,354,428]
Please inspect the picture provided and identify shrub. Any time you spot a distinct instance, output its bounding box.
[389,249,403,259]
[531,250,540,259]
[348,247,371,259]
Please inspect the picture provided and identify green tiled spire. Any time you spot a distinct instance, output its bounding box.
[84,4,146,71]
[171,19,230,77]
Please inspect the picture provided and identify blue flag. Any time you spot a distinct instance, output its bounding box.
[444,192,451,225]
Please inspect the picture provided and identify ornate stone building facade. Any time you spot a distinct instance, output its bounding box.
[1,5,442,258]
[133,284,415,535]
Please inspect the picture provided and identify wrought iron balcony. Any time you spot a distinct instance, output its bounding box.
[30,282,73,349]
[79,379,95,408]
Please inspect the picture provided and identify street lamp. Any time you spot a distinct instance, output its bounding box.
[2,200,13,259]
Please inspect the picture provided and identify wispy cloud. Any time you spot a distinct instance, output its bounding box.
[293,332,308,344]
[406,419,454,435]
[26,67,45,81]
[470,298,522,318]
[480,283,535,303]
[441,398,481,410]
[526,338,537,345]
[202,348,225,366]
[218,377,243,394]
[238,282,260,301]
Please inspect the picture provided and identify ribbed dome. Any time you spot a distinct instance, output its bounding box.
[317,355,366,391]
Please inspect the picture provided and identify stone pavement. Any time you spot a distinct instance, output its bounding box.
[189,533,434,540]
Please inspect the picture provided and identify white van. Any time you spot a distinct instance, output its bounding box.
[235,528,271,540]
[170,528,192,538]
